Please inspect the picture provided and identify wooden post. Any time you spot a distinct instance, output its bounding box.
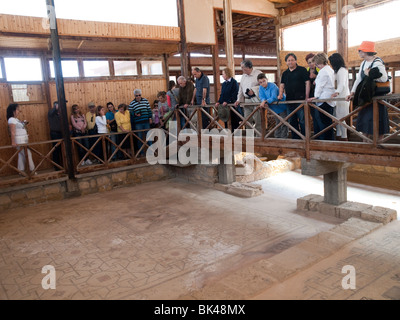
[275,17,282,82]
[322,0,330,54]
[391,68,396,94]
[223,0,235,77]
[109,59,115,77]
[211,45,220,104]
[336,0,348,63]
[40,54,52,111]
[304,103,311,160]
[260,107,266,142]
[177,0,189,78]
[46,0,75,179]
[163,53,170,90]
[373,99,379,146]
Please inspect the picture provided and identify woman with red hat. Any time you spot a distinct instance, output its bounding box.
[347,41,390,138]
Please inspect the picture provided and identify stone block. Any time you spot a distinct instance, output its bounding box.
[26,188,44,200]
[296,194,323,211]
[225,182,263,198]
[297,197,309,211]
[96,176,110,187]
[385,166,399,174]
[90,179,97,189]
[337,202,372,220]
[44,185,60,195]
[309,194,324,211]
[318,202,339,218]
[372,165,385,172]
[0,195,11,207]
[10,191,27,201]
[111,171,127,184]
[361,206,397,224]
[46,193,64,202]
[78,181,90,190]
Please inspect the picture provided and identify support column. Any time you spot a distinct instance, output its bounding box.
[336,0,348,63]
[323,168,347,205]
[301,159,350,205]
[177,0,189,78]
[275,16,282,82]
[46,0,74,180]
[223,0,235,76]
[211,45,220,104]
[163,53,170,90]
[322,0,330,54]
[218,161,236,184]
[391,68,396,94]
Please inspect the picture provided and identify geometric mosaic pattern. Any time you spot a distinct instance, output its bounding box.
[252,220,400,300]
[0,179,340,300]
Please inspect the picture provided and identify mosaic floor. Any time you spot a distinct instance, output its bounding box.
[0,178,341,300]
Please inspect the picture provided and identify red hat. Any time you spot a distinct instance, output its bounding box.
[358,41,376,53]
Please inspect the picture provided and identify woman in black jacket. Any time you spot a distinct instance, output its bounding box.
[215,67,239,129]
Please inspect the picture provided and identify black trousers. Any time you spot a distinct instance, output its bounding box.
[50,130,63,169]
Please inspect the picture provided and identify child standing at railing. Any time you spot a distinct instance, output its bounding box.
[258,73,288,138]
[6,103,35,175]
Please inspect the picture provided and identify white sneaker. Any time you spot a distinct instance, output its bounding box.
[85,159,93,165]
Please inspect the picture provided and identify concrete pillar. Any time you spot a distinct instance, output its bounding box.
[323,167,347,205]
[218,163,236,184]
[301,159,350,205]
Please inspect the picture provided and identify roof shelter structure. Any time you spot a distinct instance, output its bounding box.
[0,0,400,303]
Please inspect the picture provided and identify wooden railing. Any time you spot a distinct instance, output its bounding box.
[1,93,400,187]
[0,139,67,186]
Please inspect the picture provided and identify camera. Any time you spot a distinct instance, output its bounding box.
[245,88,255,98]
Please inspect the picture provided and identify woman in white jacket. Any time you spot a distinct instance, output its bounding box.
[307,52,336,140]
[6,103,35,174]
[329,53,350,141]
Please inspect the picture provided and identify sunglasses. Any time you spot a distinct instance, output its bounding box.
[135,94,141,97]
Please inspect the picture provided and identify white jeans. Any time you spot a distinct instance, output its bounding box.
[243,99,261,136]
[17,146,35,172]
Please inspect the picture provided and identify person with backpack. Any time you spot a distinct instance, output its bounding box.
[347,41,390,138]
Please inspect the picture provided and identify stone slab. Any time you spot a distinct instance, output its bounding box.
[337,201,373,220]
[361,206,397,224]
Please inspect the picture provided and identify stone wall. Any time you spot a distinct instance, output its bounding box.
[0,164,170,212]
[167,164,219,186]
[347,164,400,191]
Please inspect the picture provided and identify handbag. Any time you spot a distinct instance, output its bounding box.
[369,57,391,95]
[109,119,118,132]
[375,81,391,95]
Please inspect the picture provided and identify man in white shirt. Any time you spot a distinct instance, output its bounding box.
[234,60,262,136]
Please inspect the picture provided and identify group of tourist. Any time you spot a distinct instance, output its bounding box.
[6,40,390,174]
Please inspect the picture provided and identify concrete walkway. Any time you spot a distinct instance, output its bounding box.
[0,172,399,300]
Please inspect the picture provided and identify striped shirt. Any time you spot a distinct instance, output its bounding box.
[128,98,152,124]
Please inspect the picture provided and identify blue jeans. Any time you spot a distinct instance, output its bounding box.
[287,103,305,139]
[134,122,151,154]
